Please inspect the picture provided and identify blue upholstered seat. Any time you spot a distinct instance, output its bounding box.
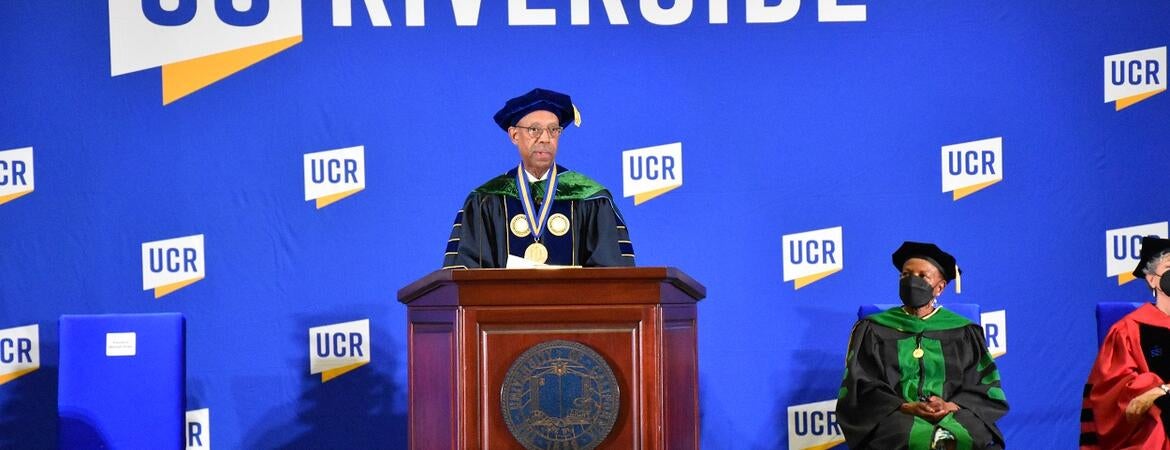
[1095,302,1148,346]
[58,313,186,449]
[857,303,982,324]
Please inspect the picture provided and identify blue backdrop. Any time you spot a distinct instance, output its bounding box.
[2,0,1169,448]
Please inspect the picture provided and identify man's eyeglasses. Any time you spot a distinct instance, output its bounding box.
[512,125,564,139]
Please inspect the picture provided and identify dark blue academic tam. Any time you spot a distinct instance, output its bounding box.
[493,88,576,130]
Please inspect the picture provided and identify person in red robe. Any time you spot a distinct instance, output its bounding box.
[1083,236,1170,449]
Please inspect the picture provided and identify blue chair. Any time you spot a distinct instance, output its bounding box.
[858,303,982,324]
[1095,302,1147,346]
[58,313,185,450]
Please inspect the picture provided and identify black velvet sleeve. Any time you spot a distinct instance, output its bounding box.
[577,192,635,267]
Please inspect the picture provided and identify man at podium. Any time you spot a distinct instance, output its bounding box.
[441,88,635,269]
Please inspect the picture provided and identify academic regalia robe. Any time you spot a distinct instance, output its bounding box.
[837,307,1009,450]
[442,165,635,269]
[1081,303,1170,450]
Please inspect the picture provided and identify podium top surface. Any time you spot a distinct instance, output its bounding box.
[397,266,706,306]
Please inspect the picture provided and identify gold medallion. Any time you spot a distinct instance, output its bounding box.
[547,213,570,237]
[912,348,924,359]
[509,214,530,238]
[524,242,548,264]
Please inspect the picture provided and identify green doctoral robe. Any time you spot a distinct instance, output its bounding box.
[837,307,1008,450]
[442,165,635,269]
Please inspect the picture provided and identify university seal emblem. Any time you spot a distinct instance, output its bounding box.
[500,340,620,450]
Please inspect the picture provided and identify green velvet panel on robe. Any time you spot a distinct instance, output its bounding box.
[837,307,1008,450]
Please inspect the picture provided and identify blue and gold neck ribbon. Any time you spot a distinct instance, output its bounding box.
[515,164,558,241]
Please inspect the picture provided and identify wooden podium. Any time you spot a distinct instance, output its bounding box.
[398,267,706,449]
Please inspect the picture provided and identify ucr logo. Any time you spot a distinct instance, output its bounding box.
[142,234,206,298]
[109,0,303,104]
[0,324,40,386]
[0,147,34,206]
[304,145,366,209]
[981,310,1006,359]
[787,399,844,450]
[782,226,843,289]
[1106,222,1169,284]
[309,319,370,382]
[622,142,682,205]
[186,408,210,449]
[941,137,1002,201]
[1104,47,1166,111]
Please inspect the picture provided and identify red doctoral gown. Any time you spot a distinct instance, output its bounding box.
[1083,303,1170,450]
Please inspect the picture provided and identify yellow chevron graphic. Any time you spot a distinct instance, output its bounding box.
[952,179,1001,201]
[1115,89,1165,111]
[162,35,303,105]
[0,189,32,206]
[315,188,363,209]
[794,268,842,289]
[322,361,368,382]
[1118,271,1138,285]
[0,368,38,386]
[154,276,203,298]
[803,437,846,450]
[633,183,681,205]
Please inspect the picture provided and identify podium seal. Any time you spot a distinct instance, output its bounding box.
[500,340,620,450]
